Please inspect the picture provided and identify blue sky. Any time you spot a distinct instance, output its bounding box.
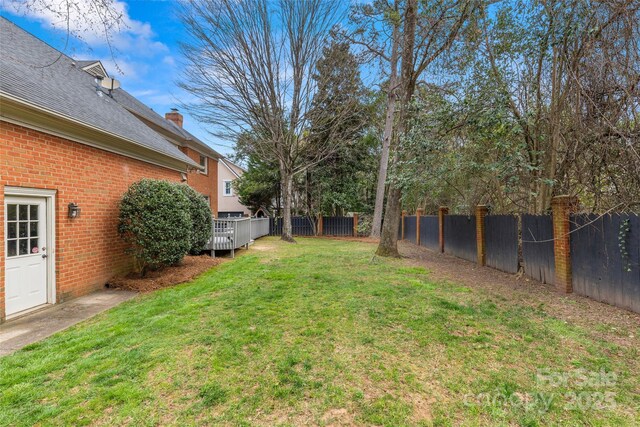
[1,0,234,156]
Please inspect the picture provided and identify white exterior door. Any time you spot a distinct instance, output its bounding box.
[5,196,48,316]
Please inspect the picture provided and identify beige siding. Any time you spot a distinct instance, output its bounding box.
[217,160,250,216]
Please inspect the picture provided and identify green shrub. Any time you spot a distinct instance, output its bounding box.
[176,184,213,254]
[118,179,192,275]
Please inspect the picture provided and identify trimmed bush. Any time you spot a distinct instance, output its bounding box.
[177,184,213,254]
[118,179,192,275]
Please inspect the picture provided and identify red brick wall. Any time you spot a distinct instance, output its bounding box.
[181,147,218,216]
[0,121,182,320]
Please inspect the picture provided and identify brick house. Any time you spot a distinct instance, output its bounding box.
[0,18,235,321]
[107,88,221,213]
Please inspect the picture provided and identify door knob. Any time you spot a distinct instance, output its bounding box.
[42,254,48,259]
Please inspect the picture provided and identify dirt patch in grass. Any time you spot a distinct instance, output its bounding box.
[398,241,640,346]
[108,255,224,292]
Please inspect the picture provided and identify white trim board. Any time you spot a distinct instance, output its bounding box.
[219,158,241,179]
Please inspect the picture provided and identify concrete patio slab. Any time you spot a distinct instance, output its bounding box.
[0,289,137,357]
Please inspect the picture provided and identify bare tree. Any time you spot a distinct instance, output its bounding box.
[7,0,126,70]
[179,0,353,242]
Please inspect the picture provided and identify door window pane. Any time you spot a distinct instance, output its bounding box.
[19,239,28,255]
[30,238,39,253]
[7,240,17,257]
[7,203,43,257]
[7,204,17,221]
[19,222,28,238]
[19,205,28,220]
[8,222,17,239]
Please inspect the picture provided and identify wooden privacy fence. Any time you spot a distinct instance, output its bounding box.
[521,214,555,284]
[399,199,640,313]
[323,216,355,236]
[571,213,640,313]
[269,214,359,237]
[405,215,417,244]
[443,215,477,262]
[484,215,519,274]
[419,215,439,250]
[269,216,315,236]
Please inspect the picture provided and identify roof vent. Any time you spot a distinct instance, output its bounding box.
[95,77,104,97]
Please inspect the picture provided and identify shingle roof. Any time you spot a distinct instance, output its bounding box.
[75,60,99,68]
[0,17,197,168]
[109,88,221,159]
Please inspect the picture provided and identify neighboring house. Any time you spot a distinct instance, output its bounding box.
[0,18,243,322]
[218,158,251,218]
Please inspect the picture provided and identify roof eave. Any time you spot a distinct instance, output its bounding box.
[0,92,199,172]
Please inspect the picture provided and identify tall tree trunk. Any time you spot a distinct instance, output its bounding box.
[370,10,401,239]
[376,186,402,257]
[376,0,417,257]
[281,168,295,242]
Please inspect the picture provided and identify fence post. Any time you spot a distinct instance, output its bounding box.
[353,213,359,237]
[475,205,489,266]
[317,213,323,236]
[416,208,423,245]
[438,206,448,253]
[401,210,407,240]
[552,195,578,293]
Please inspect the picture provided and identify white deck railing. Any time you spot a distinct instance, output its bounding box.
[207,217,269,257]
[250,218,269,240]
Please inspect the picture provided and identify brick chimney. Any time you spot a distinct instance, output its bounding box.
[165,108,183,128]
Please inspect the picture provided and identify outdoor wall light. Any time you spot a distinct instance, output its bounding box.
[68,202,81,219]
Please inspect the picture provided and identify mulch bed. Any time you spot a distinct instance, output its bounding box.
[107,255,225,292]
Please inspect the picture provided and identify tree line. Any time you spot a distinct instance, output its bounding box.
[178,0,639,256]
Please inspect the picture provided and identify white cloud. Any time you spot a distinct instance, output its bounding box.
[130,89,158,97]
[162,55,176,67]
[2,0,167,54]
[100,57,143,80]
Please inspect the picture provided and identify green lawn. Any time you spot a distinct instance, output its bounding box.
[1,238,638,426]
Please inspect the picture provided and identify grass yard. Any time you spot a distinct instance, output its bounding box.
[1,238,638,426]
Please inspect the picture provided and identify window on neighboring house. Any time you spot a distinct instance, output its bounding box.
[199,155,208,175]
[223,180,233,196]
